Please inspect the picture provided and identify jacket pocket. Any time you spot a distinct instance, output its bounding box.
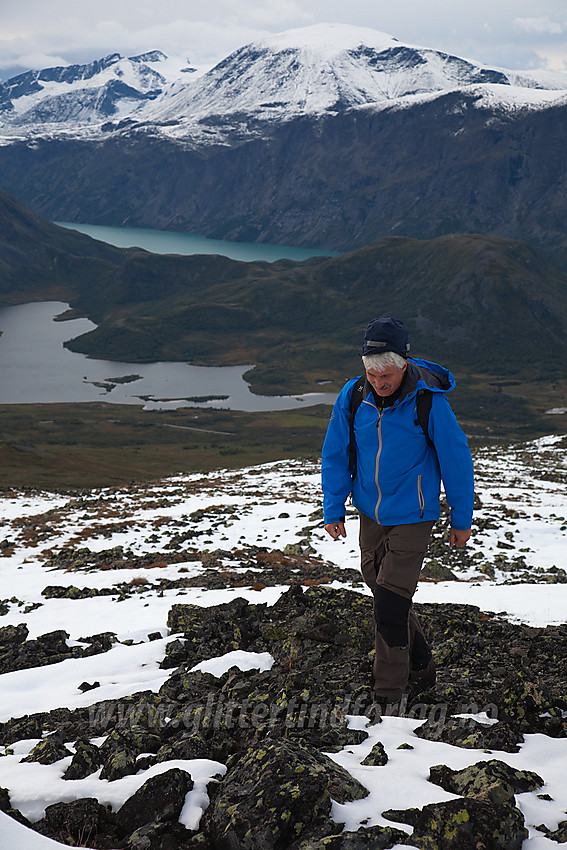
[417,475,425,518]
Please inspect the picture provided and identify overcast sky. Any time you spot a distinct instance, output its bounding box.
[1,0,567,80]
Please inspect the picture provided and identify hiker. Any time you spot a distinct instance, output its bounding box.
[321,317,474,710]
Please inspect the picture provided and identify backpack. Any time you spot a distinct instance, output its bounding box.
[348,375,434,478]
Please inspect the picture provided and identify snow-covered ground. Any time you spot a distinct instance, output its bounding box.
[0,434,566,848]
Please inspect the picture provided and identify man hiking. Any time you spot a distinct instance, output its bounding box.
[321,317,474,711]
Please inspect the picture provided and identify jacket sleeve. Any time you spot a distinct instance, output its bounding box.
[428,393,474,530]
[321,380,357,524]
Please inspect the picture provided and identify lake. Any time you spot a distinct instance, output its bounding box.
[56,222,339,263]
[0,302,338,411]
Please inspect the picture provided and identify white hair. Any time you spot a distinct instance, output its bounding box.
[362,351,407,371]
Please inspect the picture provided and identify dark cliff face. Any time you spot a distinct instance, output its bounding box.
[0,92,566,266]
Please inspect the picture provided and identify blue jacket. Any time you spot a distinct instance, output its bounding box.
[321,358,474,529]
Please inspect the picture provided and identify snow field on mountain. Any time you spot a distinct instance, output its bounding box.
[3,23,567,144]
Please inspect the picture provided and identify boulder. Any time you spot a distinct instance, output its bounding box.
[34,798,117,848]
[100,747,137,781]
[538,820,567,843]
[116,767,194,837]
[497,672,554,731]
[21,732,72,765]
[166,597,263,666]
[428,759,543,805]
[361,741,388,766]
[289,822,409,849]
[414,716,524,752]
[0,623,28,645]
[204,738,368,849]
[407,797,528,849]
[63,739,102,780]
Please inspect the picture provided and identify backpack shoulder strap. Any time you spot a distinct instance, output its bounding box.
[348,375,366,477]
[416,388,434,448]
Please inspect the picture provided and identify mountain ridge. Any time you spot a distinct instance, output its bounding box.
[1,187,566,407]
[1,24,567,267]
[1,23,567,144]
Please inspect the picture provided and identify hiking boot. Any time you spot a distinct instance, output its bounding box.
[407,658,436,697]
[365,694,407,722]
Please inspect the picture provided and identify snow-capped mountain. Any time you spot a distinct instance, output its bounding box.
[0,50,198,127]
[2,23,567,264]
[2,23,567,143]
[145,23,567,132]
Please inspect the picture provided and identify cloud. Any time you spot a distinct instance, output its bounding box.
[0,15,271,72]
[1,0,567,76]
[223,0,312,29]
[0,52,70,72]
[515,17,565,35]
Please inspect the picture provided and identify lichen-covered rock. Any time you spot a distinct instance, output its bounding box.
[261,585,374,657]
[123,818,196,849]
[159,668,221,705]
[361,741,388,766]
[167,597,262,666]
[281,722,370,754]
[290,822,409,849]
[382,808,421,826]
[63,738,102,780]
[428,759,543,806]
[161,637,190,669]
[21,732,72,765]
[115,767,194,837]
[538,819,567,843]
[420,561,457,581]
[0,628,74,673]
[497,672,554,731]
[0,623,28,646]
[42,584,101,599]
[155,733,211,762]
[0,714,44,747]
[0,786,11,811]
[33,797,117,848]
[0,626,115,674]
[408,797,528,849]
[100,747,137,781]
[414,716,524,752]
[78,631,118,655]
[203,738,368,849]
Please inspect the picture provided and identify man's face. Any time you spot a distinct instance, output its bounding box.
[365,362,407,397]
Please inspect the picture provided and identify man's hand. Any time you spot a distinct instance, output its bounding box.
[450,527,471,548]
[325,522,346,540]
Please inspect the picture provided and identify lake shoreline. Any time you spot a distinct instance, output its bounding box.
[0,301,339,412]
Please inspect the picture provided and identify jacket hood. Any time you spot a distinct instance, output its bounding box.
[405,357,455,395]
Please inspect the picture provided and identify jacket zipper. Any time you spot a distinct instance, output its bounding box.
[374,410,384,522]
[417,474,425,518]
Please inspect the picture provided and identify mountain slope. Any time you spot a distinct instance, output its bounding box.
[0,51,196,128]
[2,188,567,397]
[2,24,567,142]
[144,23,539,136]
[1,24,567,266]
[2,91,567,265]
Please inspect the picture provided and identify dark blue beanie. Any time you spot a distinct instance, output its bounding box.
[362,317,410,357]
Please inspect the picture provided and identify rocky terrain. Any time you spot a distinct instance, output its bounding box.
[0,435,566,848]
[2,585,566,849]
